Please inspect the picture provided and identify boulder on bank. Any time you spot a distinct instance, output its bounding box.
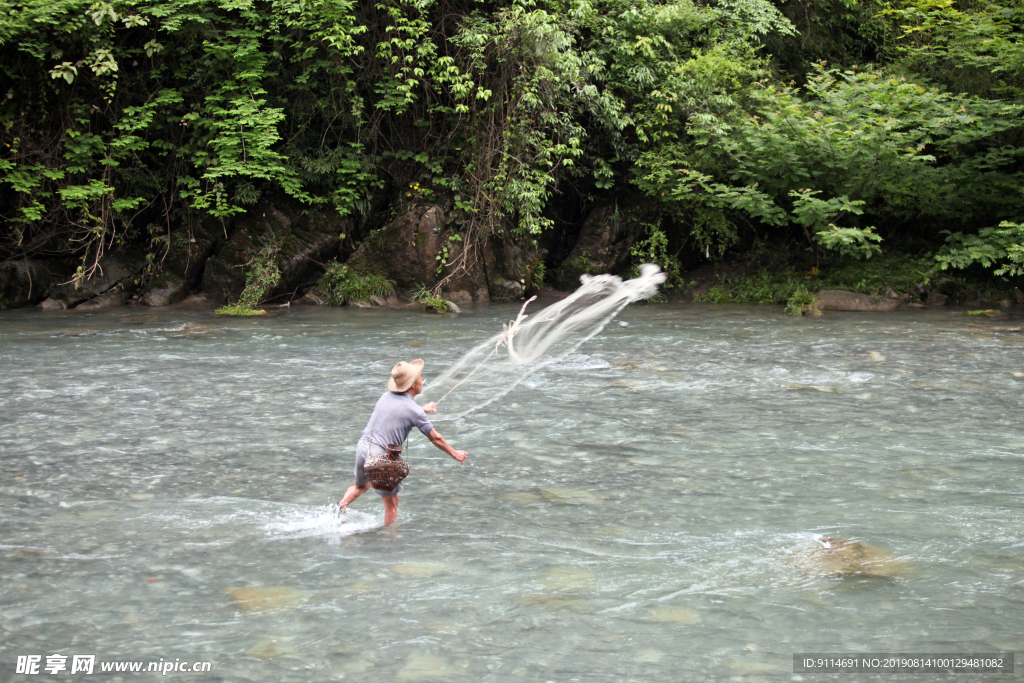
[275,209,348,298]
[141,217,222,306]
[440,239,490,304]
[555,202,642,290]
[813,290,900,312]
[200,201,346,303]
[141,278,189,307]
[41,250,147,309]
[0,259,68,309]
[345,203,444,292]
[76,286,126,309]
[345,202,527,303]
[482,232,534,302]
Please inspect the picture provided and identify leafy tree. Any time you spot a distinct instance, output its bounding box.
[636,64,1024,260]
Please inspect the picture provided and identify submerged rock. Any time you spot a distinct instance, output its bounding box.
[540,488,602,505]
[794,536,910,578]
[516,593,591,611]
[785,384,838,393]
[226,586,304,612]
[504,492,541,504]
[396,655,457,681]
[541,567,594,592]
[119,314,158,324]
[246,636,295,660]
[390,563,445,578]
[647,606,699,623]
[168,323,212,337]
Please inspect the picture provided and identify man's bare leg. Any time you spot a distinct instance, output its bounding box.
[383,494,399,525]
[338,483,370,514]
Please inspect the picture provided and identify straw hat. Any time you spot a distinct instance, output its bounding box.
[388,358,424,392]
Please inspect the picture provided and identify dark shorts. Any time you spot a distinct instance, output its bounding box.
[355,438,403,497]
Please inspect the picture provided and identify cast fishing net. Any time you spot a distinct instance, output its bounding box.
[421,263,666,421]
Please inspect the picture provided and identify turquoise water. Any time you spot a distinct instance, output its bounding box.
[0,303,1021,682]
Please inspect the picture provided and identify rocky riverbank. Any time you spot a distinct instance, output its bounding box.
[3,196,1022,314]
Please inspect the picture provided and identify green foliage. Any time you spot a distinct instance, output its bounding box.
[411,284,451,313]
[698,251,937,305]
[216,238,282,315]
[785,285,816,316]
[638,63,1024,261]
[886,0,1024,100]
[435,233,462,274]
[819,252,936,294]
[629,223,683,288]
[769,0,895,76]
[788,190,881,259]
[315,263,395,305]
[1,0,1022,294]
[214,303,268,316]
[936,222,1024,277]
[698,268,804,304]
[527,257,547,288]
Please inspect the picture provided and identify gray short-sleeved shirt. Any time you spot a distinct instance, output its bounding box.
[360,391,434,448]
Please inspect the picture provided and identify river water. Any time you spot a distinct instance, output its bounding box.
[0,303,1021,682]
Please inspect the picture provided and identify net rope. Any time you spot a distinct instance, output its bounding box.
[422,263,666,421]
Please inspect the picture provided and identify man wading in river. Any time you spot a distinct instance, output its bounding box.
[337,359,467,525]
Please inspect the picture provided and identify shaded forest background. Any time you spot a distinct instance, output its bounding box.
[2,0,1023,309]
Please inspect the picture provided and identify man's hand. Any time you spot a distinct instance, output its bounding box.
[422,401,437,414]
[427,429,467,464]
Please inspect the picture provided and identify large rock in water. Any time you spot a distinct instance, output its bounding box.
[345,203,444,291]
[813,290,900,312]
[555,202,642,290]
[201,200,346,303]
[41,250,147,309]
[0,259,68,309]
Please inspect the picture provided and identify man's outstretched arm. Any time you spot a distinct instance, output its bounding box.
[427,428,467,463]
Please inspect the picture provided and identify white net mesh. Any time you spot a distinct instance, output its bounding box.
[422,263,666,421]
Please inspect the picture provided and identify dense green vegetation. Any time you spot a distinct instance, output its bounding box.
[215,237,281,314]
[1,0,1022,293]
[411,283,454,312]
[315,261,395,304]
